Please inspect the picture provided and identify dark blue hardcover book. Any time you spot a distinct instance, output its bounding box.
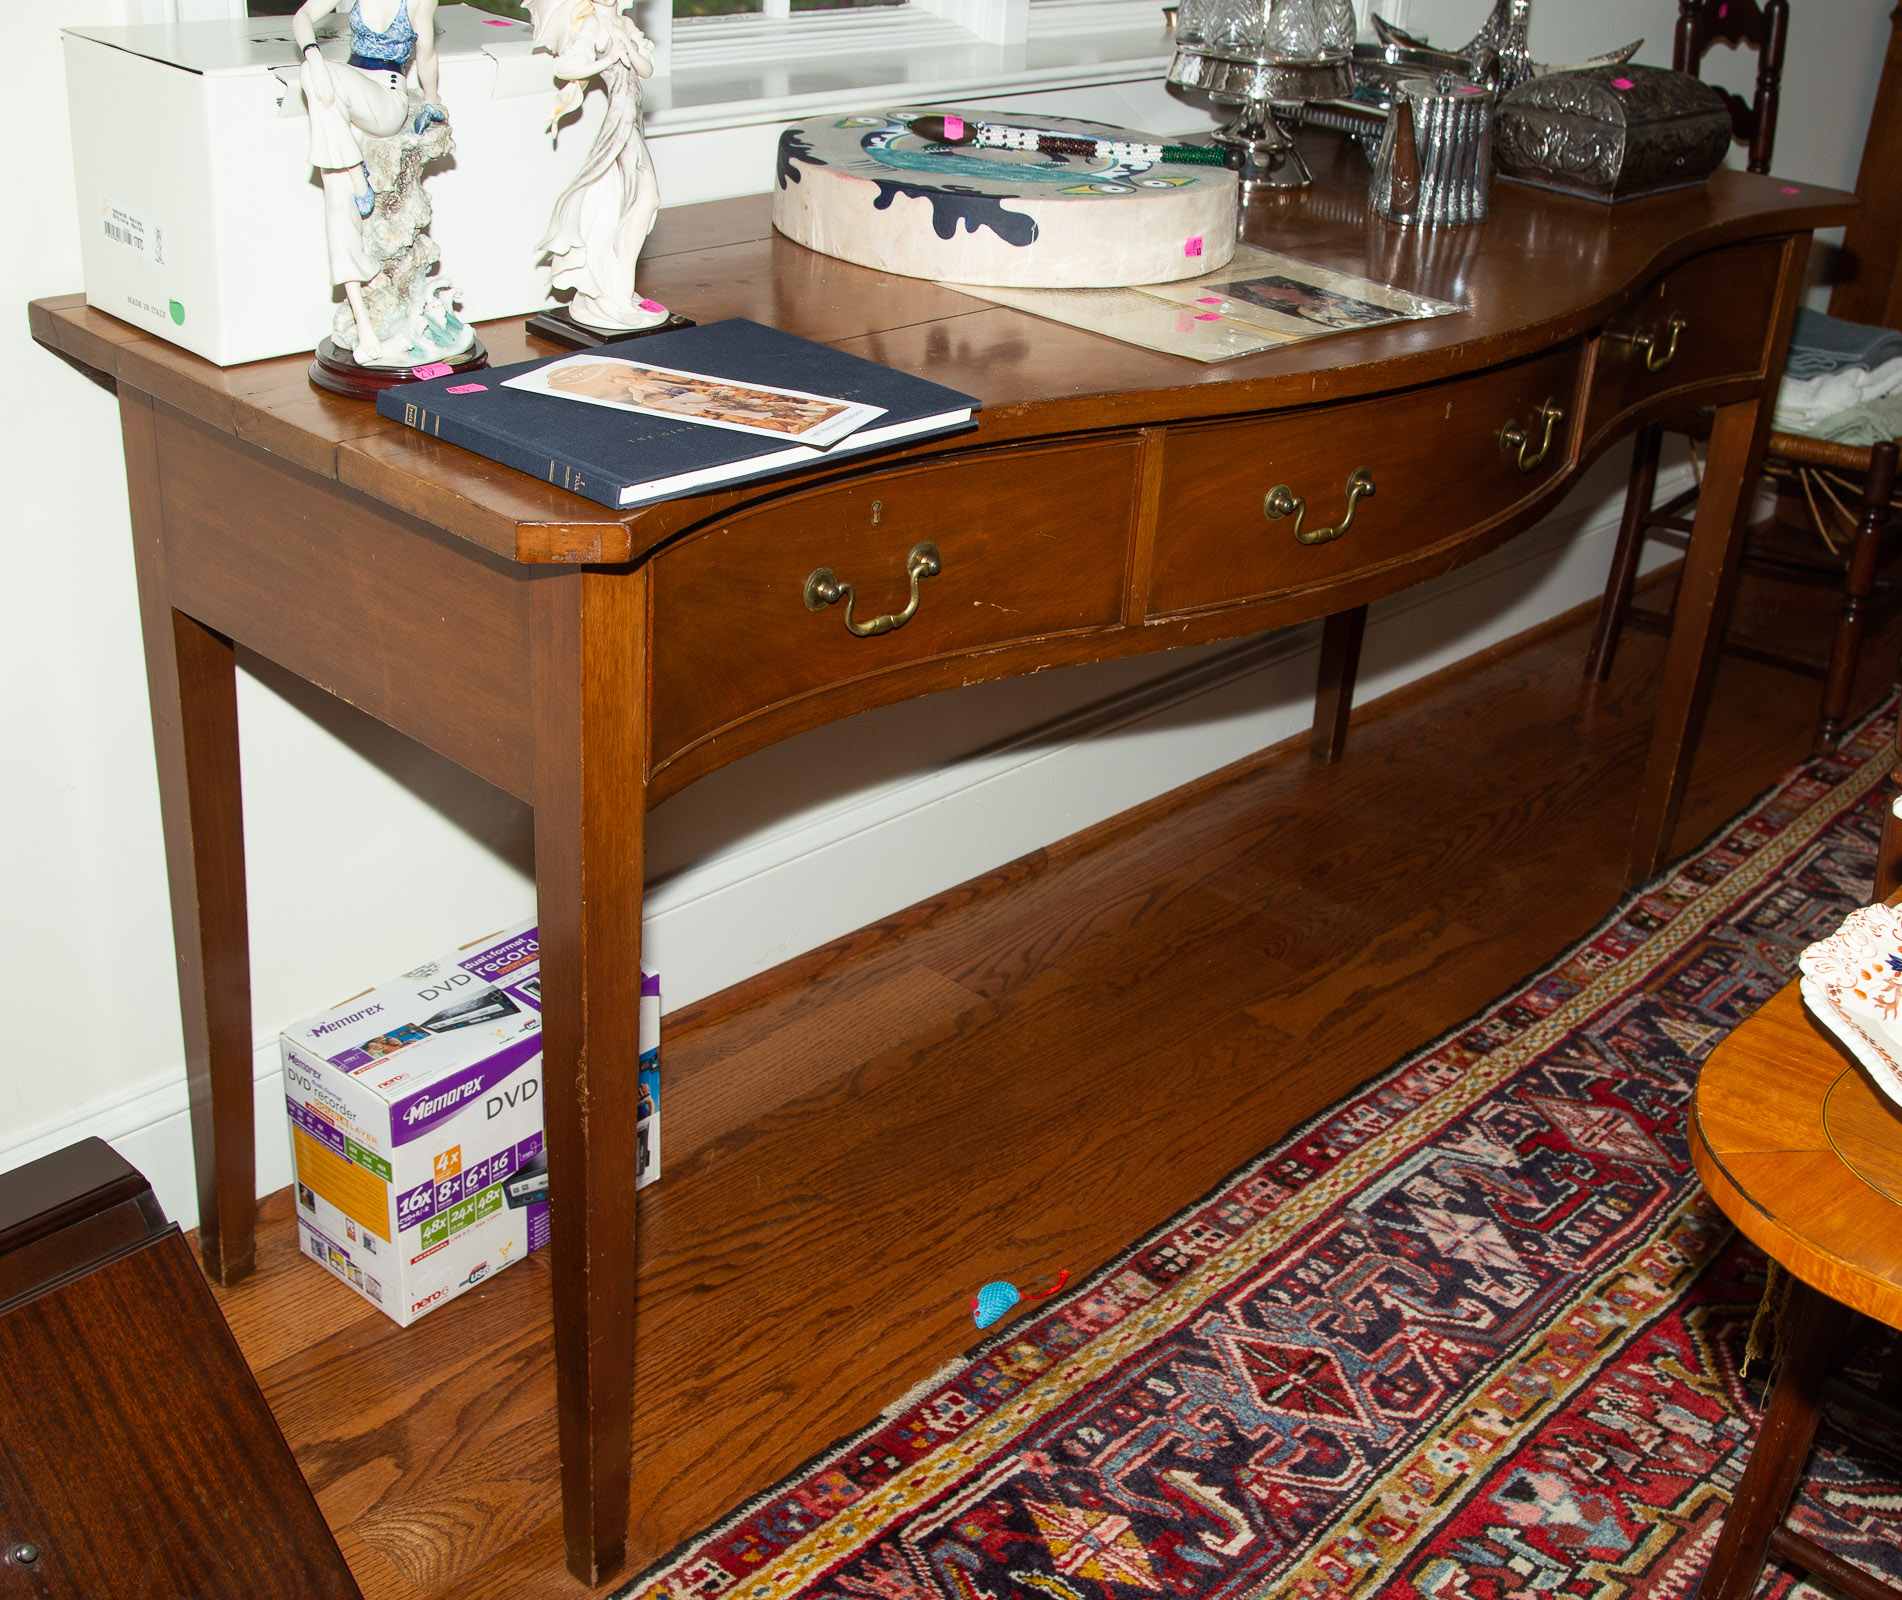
[376,319,979,510]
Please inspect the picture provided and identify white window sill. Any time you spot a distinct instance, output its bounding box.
[642,3,1180,136]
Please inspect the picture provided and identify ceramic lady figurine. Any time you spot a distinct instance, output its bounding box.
[529,0,672,336]
[294,0,477,370]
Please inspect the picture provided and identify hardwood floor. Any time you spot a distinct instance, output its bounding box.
[206,564,1902,1600]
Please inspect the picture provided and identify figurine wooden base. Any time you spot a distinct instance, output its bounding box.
[308,337,491,400]
[525,306,696,349]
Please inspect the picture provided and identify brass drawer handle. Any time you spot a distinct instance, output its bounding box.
[1631,311,1687,373]
[1264,467,1376,546]
[1500,398,1564,473]
[804,541,942,637]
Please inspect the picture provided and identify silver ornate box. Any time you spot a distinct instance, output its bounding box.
[1494,65,1733,202]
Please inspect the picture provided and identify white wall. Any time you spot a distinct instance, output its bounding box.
[5,0,1890,1229]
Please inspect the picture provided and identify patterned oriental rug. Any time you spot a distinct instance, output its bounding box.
[621,704,1902,1600]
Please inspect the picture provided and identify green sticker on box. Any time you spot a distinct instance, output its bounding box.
[416,1180,507,1251]
[168,300,185,325]
[345,1138,392,1182]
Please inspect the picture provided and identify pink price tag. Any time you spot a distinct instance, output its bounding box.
[944,115,965,140]
[445,383,488,394]
[1183,235,1204,257]
[1612,77,1634,90]
[1781,185,1802,194]
[638,298,667,314]
[411,362,454,380]
[1196,296,1223,305]
[1195,312,1221,321]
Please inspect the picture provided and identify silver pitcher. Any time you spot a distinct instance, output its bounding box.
[1370,77,1495,226]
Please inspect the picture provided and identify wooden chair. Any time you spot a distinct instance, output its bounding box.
[1677,0,1788,176]
[1585,1,1902,758]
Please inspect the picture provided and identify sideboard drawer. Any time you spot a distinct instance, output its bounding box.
[1584,238,1785,437]
[1146,346,1581,617]
[651,438,1140,768]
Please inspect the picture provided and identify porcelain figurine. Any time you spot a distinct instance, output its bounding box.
[293,0,476,368]
[529,0,671,334]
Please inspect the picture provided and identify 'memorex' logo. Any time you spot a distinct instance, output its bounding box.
[311,1003,383,1037]
[402,1079,485,1126]
[389,1035,542,1147]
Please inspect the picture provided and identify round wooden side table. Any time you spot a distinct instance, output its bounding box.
[1689,977,1902,1600]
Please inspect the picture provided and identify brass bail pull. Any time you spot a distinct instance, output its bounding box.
[1264,467,1376,546]
[804,541,943,636]
[1632,311,1687,373]
[1499,398,1564,473]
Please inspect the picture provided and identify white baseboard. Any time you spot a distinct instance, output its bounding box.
[1,462,1686,1231]
[0,1058,294,1241]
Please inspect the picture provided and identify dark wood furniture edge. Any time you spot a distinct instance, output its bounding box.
[0,1137,156,1259]
[1829,1,1902,328]
[0,1141,365,1599]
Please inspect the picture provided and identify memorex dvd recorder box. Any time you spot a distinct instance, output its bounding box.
[280,922,659,1326]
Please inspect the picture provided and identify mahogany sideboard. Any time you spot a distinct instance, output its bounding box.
[28,140,1856,1584]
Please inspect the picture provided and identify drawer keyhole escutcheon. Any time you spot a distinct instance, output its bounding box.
[1500,398,1565,473]
[804,541,943,637]
[1265,467,1376,546]
[1631,312,1687,373]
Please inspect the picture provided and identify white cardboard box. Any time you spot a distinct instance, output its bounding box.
[280,921,659,1326]
[61,6,603,366]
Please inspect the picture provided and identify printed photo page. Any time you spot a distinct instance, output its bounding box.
[504,353,886,447]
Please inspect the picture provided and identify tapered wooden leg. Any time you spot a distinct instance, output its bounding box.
[1815,439,1898,756]
[1587,423,1664,683]
[532,565,649,1586]
[1311,606,1367,765]
[1627,233,1808,882]
[1697,1277,1854,1599]
[120,389,256,1285]
[1628,401,1769,882]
